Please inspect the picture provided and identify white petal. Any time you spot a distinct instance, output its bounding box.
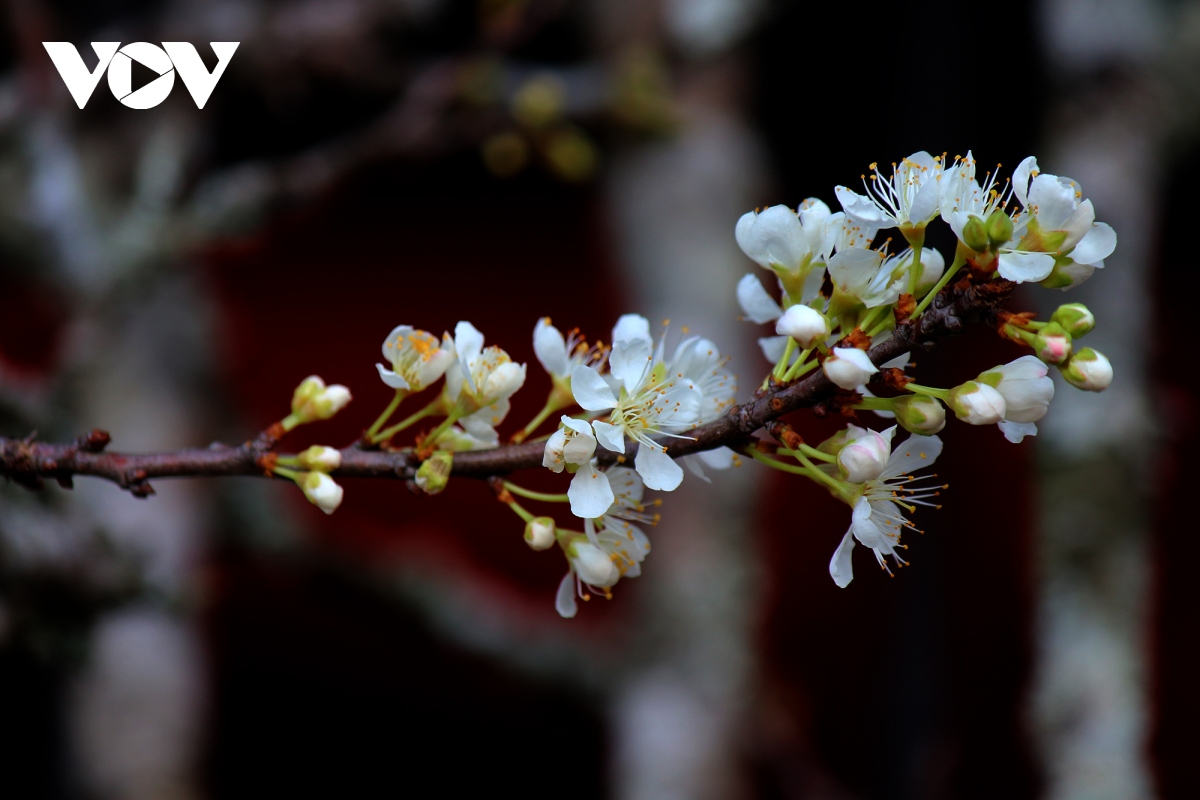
[741,205,809,271]
[829,529,856,588]
[636,444,684,491]
[568,465,615,519]
[562,416,595,436]
[1012,156,1038,207]
[612,314,652,348]
[758,335,791,364]
[570,365,617,411]
[997,251,1055,283]
[1028,174,1078,230]
[998,420,1038,443]
[684,455,709,482]
[375,363,410,390]
[610,340,653,395]
[1068,222,1116,265]
[835,185,891,227]
[381,324,413,361]
[555,571,577,618]
[592,420,625,453]
[533,318,569,377]
[829,246,884,296]
[909,179,940,224]
[880,434,944,479]
[736,273,784,324]
[562,429,598,464]
[697,446,735,469]
[453,321,484,363]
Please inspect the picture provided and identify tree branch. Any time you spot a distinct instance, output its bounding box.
[0,277,1013,496]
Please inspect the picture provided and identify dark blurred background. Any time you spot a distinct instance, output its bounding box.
[0,0,1192,798]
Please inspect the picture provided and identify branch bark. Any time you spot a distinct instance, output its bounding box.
[0,277,1012,496]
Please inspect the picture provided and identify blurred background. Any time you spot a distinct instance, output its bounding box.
[0,0,1193,797]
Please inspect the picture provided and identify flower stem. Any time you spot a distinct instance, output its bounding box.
[791,449,856,502]
[513,394,564,444]
[866,312,895,340]
[772,338,797,381]
[502,481,570,503]
[272,465,301,482]
[908,242,924,298]
[850,396,895,411]
[365,389,408,440]
[371,396,443,443]
[905,383,950,401]
[504,498,535,523]
[781,349,816,382]
[422,409,464,448]
[914,249,968,317]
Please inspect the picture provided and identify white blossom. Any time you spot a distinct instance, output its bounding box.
[822,347,878,390]
[979,356,1055,443]
[835,152,944,232]
[736,200,841,303]
[1062,348,1113,392]
[946,381,1007,425]
[570,336,701,493]
[444,321,527,432]
[299,472,344,515]
[775,304,830,349]
[533,317,602,384]
[829,434,944,587]
[376,326,455,391]
[837,425,896,483]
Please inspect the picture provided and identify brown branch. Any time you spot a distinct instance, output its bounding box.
[0,277,1013,496]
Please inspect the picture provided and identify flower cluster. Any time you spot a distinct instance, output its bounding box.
[255,148,1115,614]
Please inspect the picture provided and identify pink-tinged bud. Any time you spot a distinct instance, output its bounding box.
[524,517,557,551]
[891,395,946,435]
[947,381,1007,425]
[837,426,895,483]
[1033,323,1072,365]
[822,347,878,390]
[299,472,344,515]
[775,305,830,350]
[1060,348,1112,392]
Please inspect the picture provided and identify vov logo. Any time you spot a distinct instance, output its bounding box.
[42,42,239,109]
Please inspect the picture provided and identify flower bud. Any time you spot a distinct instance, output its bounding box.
[962,215,989,252]
[891,395,946,435]
[297,445,341,472]
[837,426,895,483]
[568,539,619,588]
[947,381,1007,425]
[775,305,830,350]
[816,426,858,457]
[524,517,557,551]
[986,208,1013,246]
[542,418,598,473]
[415,450,453,495]
[977,356,1054,423]
[299,471,344,515]
[1049,303,1095,338]
[822,347,878,390]
[289,375,352,427]
[1060,348,1112,392]
[1033,323,1072,365]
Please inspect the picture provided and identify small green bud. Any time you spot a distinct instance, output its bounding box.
[1049,303,1095,338]
[1032,322,1072,365]
[986,208,1013,246]
[962,215,989,252]
[1060,348,1112,392]
[891,395,947,435]
[287,375,352,429]
[524,517,557,551]
[415,450,453,495]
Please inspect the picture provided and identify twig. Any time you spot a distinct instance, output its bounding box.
[0,277,1013,496]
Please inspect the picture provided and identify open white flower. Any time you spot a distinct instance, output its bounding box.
[555,466,655,618]
[570,337,701,493]
[1010,158,1117,289]
[829,434,944,587]
[533,317,603,387]
[444,321,527,432]
[376,326,455,391]
[736,199,841,303]
[978,356,1054,443]
[542,416,615,519]
[835,152,944,232]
